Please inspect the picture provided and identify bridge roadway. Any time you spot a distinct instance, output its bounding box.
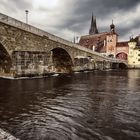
[0,13,127,78]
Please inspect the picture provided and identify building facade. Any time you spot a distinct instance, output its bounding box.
[128,36,140,68]
[79,15,129,60]
[116,42,129,60]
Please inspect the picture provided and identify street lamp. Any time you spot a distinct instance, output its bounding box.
[25,10,29,24]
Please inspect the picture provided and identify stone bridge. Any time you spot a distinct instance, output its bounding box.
[0,13,127,78]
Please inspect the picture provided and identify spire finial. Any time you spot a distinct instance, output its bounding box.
[89,13,98,35]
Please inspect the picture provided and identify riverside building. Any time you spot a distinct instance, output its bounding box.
[128,36,140,68]
[78,14,129,61]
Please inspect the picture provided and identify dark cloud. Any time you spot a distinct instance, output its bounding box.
[118,18,140,37]
[1,0,32,13]
[73,0,140,17]
[53,0,140,40]
[0,0,140,41]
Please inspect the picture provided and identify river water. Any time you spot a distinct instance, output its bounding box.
[0,70,140,140]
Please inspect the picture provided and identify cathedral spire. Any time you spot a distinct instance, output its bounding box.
[89,13,99,35]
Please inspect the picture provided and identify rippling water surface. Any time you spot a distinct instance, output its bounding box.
[0,70,140,140]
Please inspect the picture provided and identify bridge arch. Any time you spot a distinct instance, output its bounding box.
[0,42,12,73]
[51,47,73,73]
[116,52,128,60]
[111,62,128,69]
[119,63,128,69]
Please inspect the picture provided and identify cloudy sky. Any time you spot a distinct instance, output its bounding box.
[0,0,140,42]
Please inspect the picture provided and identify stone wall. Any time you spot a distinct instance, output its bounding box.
[0,13,118,61]
[0,13,127,77]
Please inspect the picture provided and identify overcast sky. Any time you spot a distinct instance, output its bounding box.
[0,0,140,42]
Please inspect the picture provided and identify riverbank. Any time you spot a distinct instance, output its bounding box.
[0,128,19,140]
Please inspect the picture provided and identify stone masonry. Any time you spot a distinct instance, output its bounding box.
[0,13,127,78]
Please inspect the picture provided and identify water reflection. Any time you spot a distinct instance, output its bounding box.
[0,70,140,140]
[128,70,140,90]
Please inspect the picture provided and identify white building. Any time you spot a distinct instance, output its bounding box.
[128,36,140,68]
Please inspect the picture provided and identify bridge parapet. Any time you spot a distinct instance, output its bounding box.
[0,13,128,73]
[0,13,81,49]
[0,13,123,63]
[0,14,98,54]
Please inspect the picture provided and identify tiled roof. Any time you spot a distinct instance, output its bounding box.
[78,32,118,53]
[79,32,108,51]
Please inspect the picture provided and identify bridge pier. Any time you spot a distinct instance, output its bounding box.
[73,57,95,72]
[104,61,112,69]
[95,61,112,70]
[12,51,53,77]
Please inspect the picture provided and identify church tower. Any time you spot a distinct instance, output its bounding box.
[89,14,99,35]
[106,20,118,57]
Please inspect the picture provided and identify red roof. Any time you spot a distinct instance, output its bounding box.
[79,32,108,52]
